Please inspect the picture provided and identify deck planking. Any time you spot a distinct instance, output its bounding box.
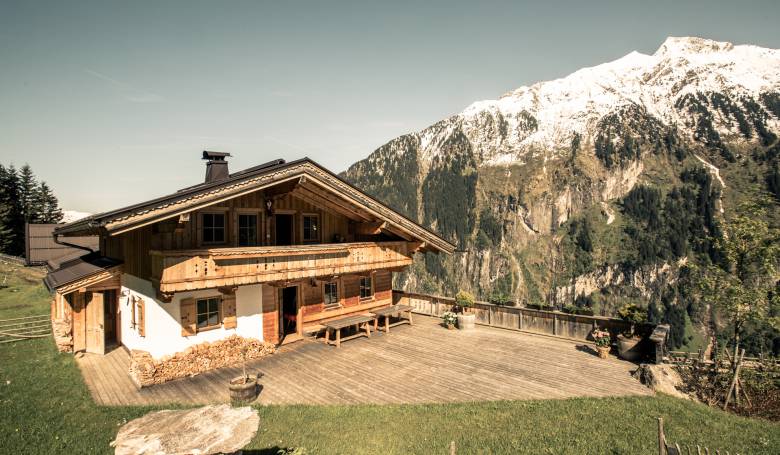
[75,315,652,406]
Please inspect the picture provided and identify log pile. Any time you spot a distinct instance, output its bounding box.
[129,335,276,387]
[51,318,73,353]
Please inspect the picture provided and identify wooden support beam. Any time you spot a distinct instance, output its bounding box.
[382,224,413,241]
[156,290,173,303]
[355,221,386,235]
[217,286,238,295]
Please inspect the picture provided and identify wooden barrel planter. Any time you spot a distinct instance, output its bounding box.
[229,375,258,405]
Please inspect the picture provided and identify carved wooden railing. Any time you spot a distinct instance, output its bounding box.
[151,241,413,293]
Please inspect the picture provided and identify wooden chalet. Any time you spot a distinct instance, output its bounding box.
[46,153,454,358]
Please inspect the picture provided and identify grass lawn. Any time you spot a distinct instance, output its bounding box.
[1,261,778,454]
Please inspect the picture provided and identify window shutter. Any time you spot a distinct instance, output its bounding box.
[222,294,237,329]
[131,297,137,327]
[180,298,196,336]
[137,299,146,337]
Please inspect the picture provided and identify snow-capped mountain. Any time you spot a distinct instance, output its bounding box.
[61,210,92,224]
[458,37,779,165]
[344,37,780,306]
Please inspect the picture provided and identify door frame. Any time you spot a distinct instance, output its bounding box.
[277,284,302,338]
[273,209,296,246]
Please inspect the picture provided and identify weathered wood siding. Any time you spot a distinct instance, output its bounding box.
[298,270,393,328]
[102,189,356,281]
[393,290,635,342]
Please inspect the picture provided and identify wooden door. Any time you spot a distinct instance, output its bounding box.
[71,292,86,352]
[85,292,105,355]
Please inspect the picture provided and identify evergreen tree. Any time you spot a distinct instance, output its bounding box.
[18,164,41,223]
[0,165,25,255]
[37,182,63,223]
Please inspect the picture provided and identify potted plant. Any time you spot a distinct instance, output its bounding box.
[229,343,258,405]
[616,303,647,361]
[454,291,476,330]
[441,311,457,330]
[591,328,611,359]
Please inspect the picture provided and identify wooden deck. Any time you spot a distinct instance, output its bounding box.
[76,315,651,406]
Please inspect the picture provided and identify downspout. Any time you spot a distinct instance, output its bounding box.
[53,233,95,253]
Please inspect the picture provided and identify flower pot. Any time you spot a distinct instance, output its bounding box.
[596,346,610,359]
[616,335,642,361]
[229,374,258,405]
[446,323,455,330]
[457,312,476,330]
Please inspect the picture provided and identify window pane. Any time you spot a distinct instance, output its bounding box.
[197,299,208,314]
[214,214,225,227]
[213,227,224,242]
[208,312,219,326]
[209,298,219,312]
[203,214,213,228]
[197,313,208,328]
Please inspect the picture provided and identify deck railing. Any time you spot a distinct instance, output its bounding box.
[151,241,413,293]
[393,290,637,343]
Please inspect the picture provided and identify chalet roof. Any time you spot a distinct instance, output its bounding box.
[43,253,122,293]
[55,158,455,254]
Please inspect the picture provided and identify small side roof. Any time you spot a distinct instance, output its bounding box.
[55,157,455,254]
[44,253,122,294]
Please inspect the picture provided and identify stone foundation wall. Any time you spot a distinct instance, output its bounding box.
[52,318,73,353]
[129,335,276,387]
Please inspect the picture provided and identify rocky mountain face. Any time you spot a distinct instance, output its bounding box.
[343,37,780,350]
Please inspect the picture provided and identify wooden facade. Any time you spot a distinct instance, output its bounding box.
[49,157,453,354]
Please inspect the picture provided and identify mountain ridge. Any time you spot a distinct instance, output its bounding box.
[343,37,780,354]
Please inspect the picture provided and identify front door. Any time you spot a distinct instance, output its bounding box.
[279,286,298,337]
[275,214,293,246]
[103,290,118,348]
[85,292,105,355]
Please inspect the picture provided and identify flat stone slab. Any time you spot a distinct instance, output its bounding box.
[111,405,259,455]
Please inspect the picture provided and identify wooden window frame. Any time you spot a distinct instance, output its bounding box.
[235,210,261,247]
[323,280,340,310]
[195,296,222,332]
[200,211,228,246]
[359,274,374,300]
[301,213,321,244]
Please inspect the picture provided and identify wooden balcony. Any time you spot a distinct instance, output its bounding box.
[150,241,414,293]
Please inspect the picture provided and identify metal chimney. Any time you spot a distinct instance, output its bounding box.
[202,151,232,183]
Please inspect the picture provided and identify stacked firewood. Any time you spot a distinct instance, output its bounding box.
[129,336,276,387]
[51,318,73,352]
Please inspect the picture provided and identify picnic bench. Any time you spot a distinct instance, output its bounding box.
[323,314,374,348]
[371,304,414,333]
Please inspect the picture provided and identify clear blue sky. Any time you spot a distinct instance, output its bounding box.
[1,0,778,212]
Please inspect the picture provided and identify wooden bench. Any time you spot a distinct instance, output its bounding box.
[323,314,375,348]
[371,304,414,333]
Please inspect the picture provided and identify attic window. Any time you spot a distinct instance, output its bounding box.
[202,213,226,244]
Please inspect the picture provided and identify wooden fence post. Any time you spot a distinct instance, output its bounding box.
[658,417,666,455]
[553,313,557,336]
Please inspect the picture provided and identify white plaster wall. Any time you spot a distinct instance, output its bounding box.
[119,273,264,359]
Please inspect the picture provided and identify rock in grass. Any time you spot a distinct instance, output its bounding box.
[110,404,258,455]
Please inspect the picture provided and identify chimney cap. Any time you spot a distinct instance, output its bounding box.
[202,150,232,161]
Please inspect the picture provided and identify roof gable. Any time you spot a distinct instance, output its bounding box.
[56,158,455,254]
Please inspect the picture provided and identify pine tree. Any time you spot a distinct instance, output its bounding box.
[18,163,41,223]
[0,165,25,255]
[37,182,63,223]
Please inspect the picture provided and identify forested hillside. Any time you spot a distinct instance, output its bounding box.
[344,37,780,355]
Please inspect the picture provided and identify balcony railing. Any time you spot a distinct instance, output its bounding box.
[150,241,414,293]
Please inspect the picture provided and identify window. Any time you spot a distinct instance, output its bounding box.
[238,214,258,246]
[324,281,339,306]
[202,213,226,244]
[360,276,373,299]
[303,214,320,243]
[196,297,221,330]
